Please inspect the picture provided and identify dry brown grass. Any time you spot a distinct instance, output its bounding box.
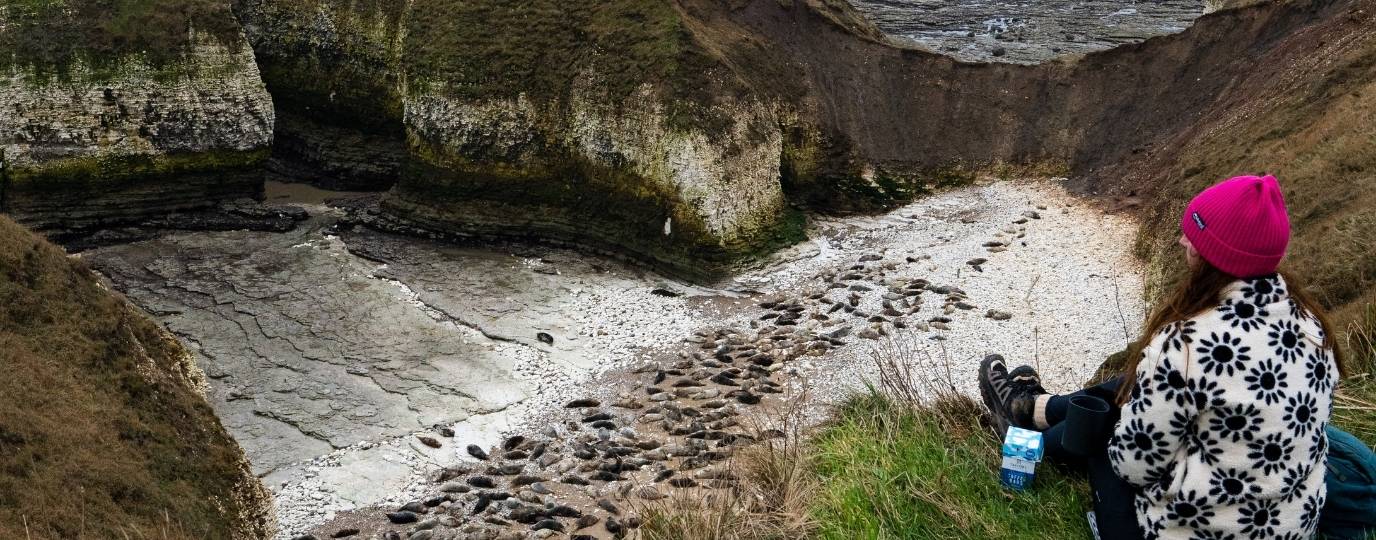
[1335,302,1376,444]
[866,335,994,442]
[1345,302,1376,376]
[0,216,271,539]
[1334,384,1376,446]
[638,438,819,540]
[1127,9,1376,364]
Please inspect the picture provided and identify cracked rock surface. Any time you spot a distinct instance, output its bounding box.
[84,182,719,518]
[849,0,1206,64]
[88,209,535,477]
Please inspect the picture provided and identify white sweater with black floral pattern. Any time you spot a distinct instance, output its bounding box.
[1108,274,1337,540]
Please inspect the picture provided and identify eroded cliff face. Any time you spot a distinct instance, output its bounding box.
[384,82,798,278]
[6,0,1355,282]
[239,0,798,276]
[234,0,957,278]
[0,23,273,237]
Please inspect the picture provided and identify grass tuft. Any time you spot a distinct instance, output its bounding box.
[639,438,819,540]
[639,382,820,540]
[809,392,1091,539]
[1334,381,1376,448]
[1334,302,1376,446]
[1344,302,1376,377]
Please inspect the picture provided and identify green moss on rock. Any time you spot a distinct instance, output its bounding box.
[241,0,407,134]
[780,124,979,212]
[389,135,803,281]
[9,148,269,192]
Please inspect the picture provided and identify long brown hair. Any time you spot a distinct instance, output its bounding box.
[1116,260,1347,405]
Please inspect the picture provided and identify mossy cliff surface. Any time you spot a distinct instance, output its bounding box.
[0,215,274,539]
[0,0,274,236]
[231,1,751,277]
[385,87,798,280]
[236,0,981,278]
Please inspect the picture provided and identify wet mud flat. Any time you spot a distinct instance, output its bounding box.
[849,0,1205,63]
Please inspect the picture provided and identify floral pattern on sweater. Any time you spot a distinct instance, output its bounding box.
[1108,274,1336,540]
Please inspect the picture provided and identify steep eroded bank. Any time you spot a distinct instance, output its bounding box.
[1082,0,1376,329]
[0,215,274,539]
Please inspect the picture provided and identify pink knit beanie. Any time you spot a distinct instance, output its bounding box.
[1180,174,1290,278]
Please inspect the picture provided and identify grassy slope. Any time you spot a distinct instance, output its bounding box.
[810,395,1091,539]
[403,0,750,135]
[1103,0,1376,447]
[643,390,1373,540]
[1126,0,1376,365]
[0,215,269,539]
[0,0,241,74]
[809,392,1374,540]
[639,393,1094,540]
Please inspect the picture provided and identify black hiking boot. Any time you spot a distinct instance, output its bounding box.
[978,355,1048,435]
[1006,365,1048,429]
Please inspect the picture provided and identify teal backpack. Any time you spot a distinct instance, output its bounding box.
[1323,426,1376,539]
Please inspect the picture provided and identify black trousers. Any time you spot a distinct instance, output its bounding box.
[1040,377,1146,540]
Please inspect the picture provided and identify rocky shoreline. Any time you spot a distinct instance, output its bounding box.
[81,179,1144,540]
[275,179,1145,540]
[850,0,1205,63]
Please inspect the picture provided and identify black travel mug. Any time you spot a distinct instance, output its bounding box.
[1061,395,1112,457]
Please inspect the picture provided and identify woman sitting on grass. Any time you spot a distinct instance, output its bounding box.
[979,175,1345,540]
